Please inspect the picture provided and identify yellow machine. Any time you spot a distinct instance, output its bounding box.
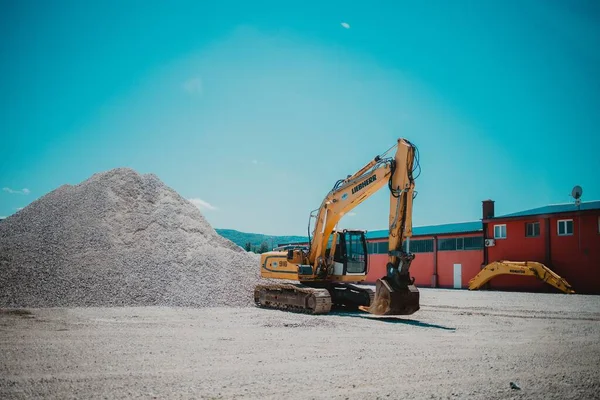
[468,261,575,294]
[254,138,421,315]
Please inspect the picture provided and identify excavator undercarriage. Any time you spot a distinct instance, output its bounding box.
[254,282,375,314]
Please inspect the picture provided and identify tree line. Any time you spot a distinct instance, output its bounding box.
[244,241,270,254]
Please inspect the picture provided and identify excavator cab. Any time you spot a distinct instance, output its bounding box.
[329,230,368,277]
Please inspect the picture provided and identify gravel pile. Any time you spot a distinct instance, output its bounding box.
[0,168,263,307]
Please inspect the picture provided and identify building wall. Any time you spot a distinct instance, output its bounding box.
[366,253,435,286]
[411,253,436,286]
[549,213,600,294]
[486,211,600,294]
[483,218,549,292]
[436,250,482,288]
[366,253,387,283]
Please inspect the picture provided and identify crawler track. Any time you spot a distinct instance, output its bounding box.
[254,283,332,314]
[254,283,375,314]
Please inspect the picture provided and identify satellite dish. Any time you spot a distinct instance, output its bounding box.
[571,185,583,200]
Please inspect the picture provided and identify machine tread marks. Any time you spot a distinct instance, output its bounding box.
[254,283,332,314]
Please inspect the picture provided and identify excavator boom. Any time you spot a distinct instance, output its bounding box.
[468,261,575,294]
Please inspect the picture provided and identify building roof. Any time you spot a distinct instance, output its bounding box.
[281,221,483,245]
[495,200,600,219]
[365,220,482,240]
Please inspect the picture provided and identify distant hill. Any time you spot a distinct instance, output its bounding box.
[215,229,308,249]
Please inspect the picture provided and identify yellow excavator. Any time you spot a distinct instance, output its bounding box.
[254,138,421,315]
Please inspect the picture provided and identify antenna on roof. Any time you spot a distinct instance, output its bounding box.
[571,185,583,208]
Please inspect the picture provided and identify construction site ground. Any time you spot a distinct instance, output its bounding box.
[1,288,599,400]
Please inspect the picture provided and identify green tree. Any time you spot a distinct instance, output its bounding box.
[258,241,269,254]
[244,242,252,252]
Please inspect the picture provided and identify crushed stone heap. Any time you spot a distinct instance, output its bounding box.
[0,168,262,307]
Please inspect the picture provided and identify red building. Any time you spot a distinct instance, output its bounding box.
[482,200,600,294]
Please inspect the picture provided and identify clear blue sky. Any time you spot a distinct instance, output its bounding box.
[1,1,599,235]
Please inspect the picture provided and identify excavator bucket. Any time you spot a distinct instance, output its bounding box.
[359,277,420,316]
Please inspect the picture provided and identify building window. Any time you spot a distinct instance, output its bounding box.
[557,219,573,236]
[456,237,464,250]
[375,236,483,253]
[403,239,434,253]
[377,240,389,254]
[367,242,376,254]
[525,222,540,237]
[494,224,506,239]
[463,236,483,250]
[438,238,457,251]
[437,237,483,251]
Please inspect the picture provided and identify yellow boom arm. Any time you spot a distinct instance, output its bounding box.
[468,261,575,294]
[307,139,416,273]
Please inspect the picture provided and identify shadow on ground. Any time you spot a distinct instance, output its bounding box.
[330,311,456,331]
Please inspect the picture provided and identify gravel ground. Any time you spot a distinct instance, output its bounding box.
[1,288,599,400]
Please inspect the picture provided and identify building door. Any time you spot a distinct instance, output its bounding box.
[453,264,462,289]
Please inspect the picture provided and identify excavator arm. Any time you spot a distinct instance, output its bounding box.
[363,139,420,315]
